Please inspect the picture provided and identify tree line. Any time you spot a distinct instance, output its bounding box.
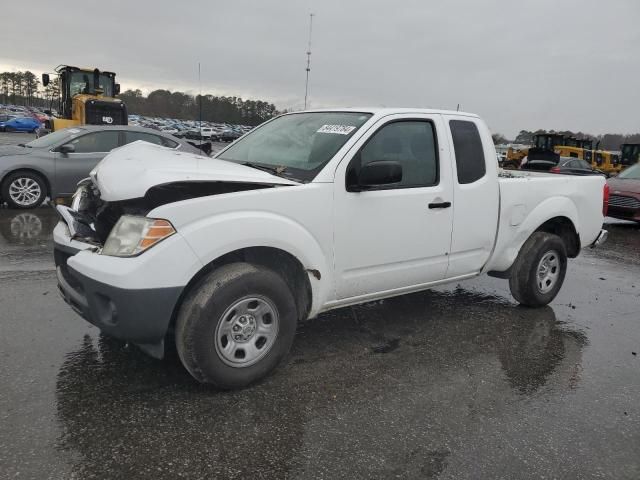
[119,89,279,125]
[2,70,639,138]
[0,70,60,107]
[0,70,279,125]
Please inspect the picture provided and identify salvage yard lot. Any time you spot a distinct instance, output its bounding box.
[0,131,639,479]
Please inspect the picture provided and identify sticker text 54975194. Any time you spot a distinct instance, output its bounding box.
[317,124,356,135]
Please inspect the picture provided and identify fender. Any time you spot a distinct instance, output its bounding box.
[487,195,579,273]
[151,206,334,316]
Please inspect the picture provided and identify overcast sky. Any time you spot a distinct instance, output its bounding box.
[2,0,639,137]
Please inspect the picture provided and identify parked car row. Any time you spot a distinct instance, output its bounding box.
[0,104,51,132]
[128,114,253,142]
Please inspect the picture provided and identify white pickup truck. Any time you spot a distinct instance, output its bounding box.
[53,108,608,388]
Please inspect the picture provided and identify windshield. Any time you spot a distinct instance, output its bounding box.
[618,164,640,180]
[217,112,372,182]
[69,71,115,97]
[25,128,85,148]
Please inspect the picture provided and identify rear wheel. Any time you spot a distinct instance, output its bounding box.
[175,262,298,388]
[1,171,47,209]
[509,232,567,307]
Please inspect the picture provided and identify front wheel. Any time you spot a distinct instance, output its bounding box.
[509,232,568,307]
[175,262,298,388]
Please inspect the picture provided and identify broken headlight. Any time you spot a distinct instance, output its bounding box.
[101,215,175,257]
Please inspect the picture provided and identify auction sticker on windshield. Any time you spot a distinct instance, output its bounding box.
[317,124,356,135]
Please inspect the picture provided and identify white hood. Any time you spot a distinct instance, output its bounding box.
[90,141,298,201]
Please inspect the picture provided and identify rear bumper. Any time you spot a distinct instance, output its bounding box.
[590,229,608,248]
[607,206,640,222]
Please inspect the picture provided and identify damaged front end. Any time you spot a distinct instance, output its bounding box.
[60,179,276,246]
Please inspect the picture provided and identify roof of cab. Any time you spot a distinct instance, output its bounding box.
[298,107,479,117]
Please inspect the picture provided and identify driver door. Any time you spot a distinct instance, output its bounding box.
[333,114,454,300]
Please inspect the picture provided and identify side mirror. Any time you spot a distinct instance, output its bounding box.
[114,83,121,95]
[59,144,76,154]
[349,161,403,191]
[42,73,50,87]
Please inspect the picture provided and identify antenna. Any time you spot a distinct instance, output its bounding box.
[198,62,202,133]
[304,13,314,110]
[456,103,460,112]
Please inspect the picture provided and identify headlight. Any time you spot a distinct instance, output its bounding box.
[101,215,176,257]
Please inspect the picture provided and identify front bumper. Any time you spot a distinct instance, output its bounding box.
[54,242,182,358]
[53,212,199,358]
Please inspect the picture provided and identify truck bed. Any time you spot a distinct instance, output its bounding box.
[486,169,605,272]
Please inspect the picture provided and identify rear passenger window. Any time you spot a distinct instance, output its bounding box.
[449,120,486,184]
[124,131,178,149]
[124,131,165,146]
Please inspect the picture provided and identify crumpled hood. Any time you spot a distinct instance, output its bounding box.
[0,145,34,157]
[90,141,298,201]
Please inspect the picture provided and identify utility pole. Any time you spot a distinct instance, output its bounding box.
[198,62,202,133]
[304,13,314,110]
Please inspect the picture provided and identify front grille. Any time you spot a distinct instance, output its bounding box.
[609,194,640,209]
[84,100,127,126]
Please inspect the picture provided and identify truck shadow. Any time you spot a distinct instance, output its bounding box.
[54,287,587,479]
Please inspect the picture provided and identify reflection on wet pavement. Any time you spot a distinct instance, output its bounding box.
[0,207,56,272]
[51,289,589,479]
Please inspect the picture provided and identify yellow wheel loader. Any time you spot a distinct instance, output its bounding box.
[41,65,127,132]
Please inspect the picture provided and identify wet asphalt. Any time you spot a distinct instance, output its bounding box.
[1,132,639,479]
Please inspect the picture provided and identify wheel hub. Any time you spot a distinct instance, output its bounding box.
[214,296,280,368]
[8,178,41,206]
[537,250,560,294]
[231,315,257,342]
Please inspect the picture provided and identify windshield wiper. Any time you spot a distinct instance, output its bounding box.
[242,162,289,177]
[17,143,31,148]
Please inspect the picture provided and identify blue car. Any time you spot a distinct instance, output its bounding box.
[0,114,17,131]
[3,117,41,133]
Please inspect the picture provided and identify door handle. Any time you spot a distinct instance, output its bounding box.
[428,201,451,209]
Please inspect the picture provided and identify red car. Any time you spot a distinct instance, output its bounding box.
[607,163,640,222]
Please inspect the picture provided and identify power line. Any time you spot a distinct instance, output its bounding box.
[304,13,314,110]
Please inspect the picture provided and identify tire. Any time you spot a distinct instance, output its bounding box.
[175,262,298,388]
[1,171,47,209]
[509,232,568,307]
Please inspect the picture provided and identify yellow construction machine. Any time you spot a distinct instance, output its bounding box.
[41,65,127,132]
